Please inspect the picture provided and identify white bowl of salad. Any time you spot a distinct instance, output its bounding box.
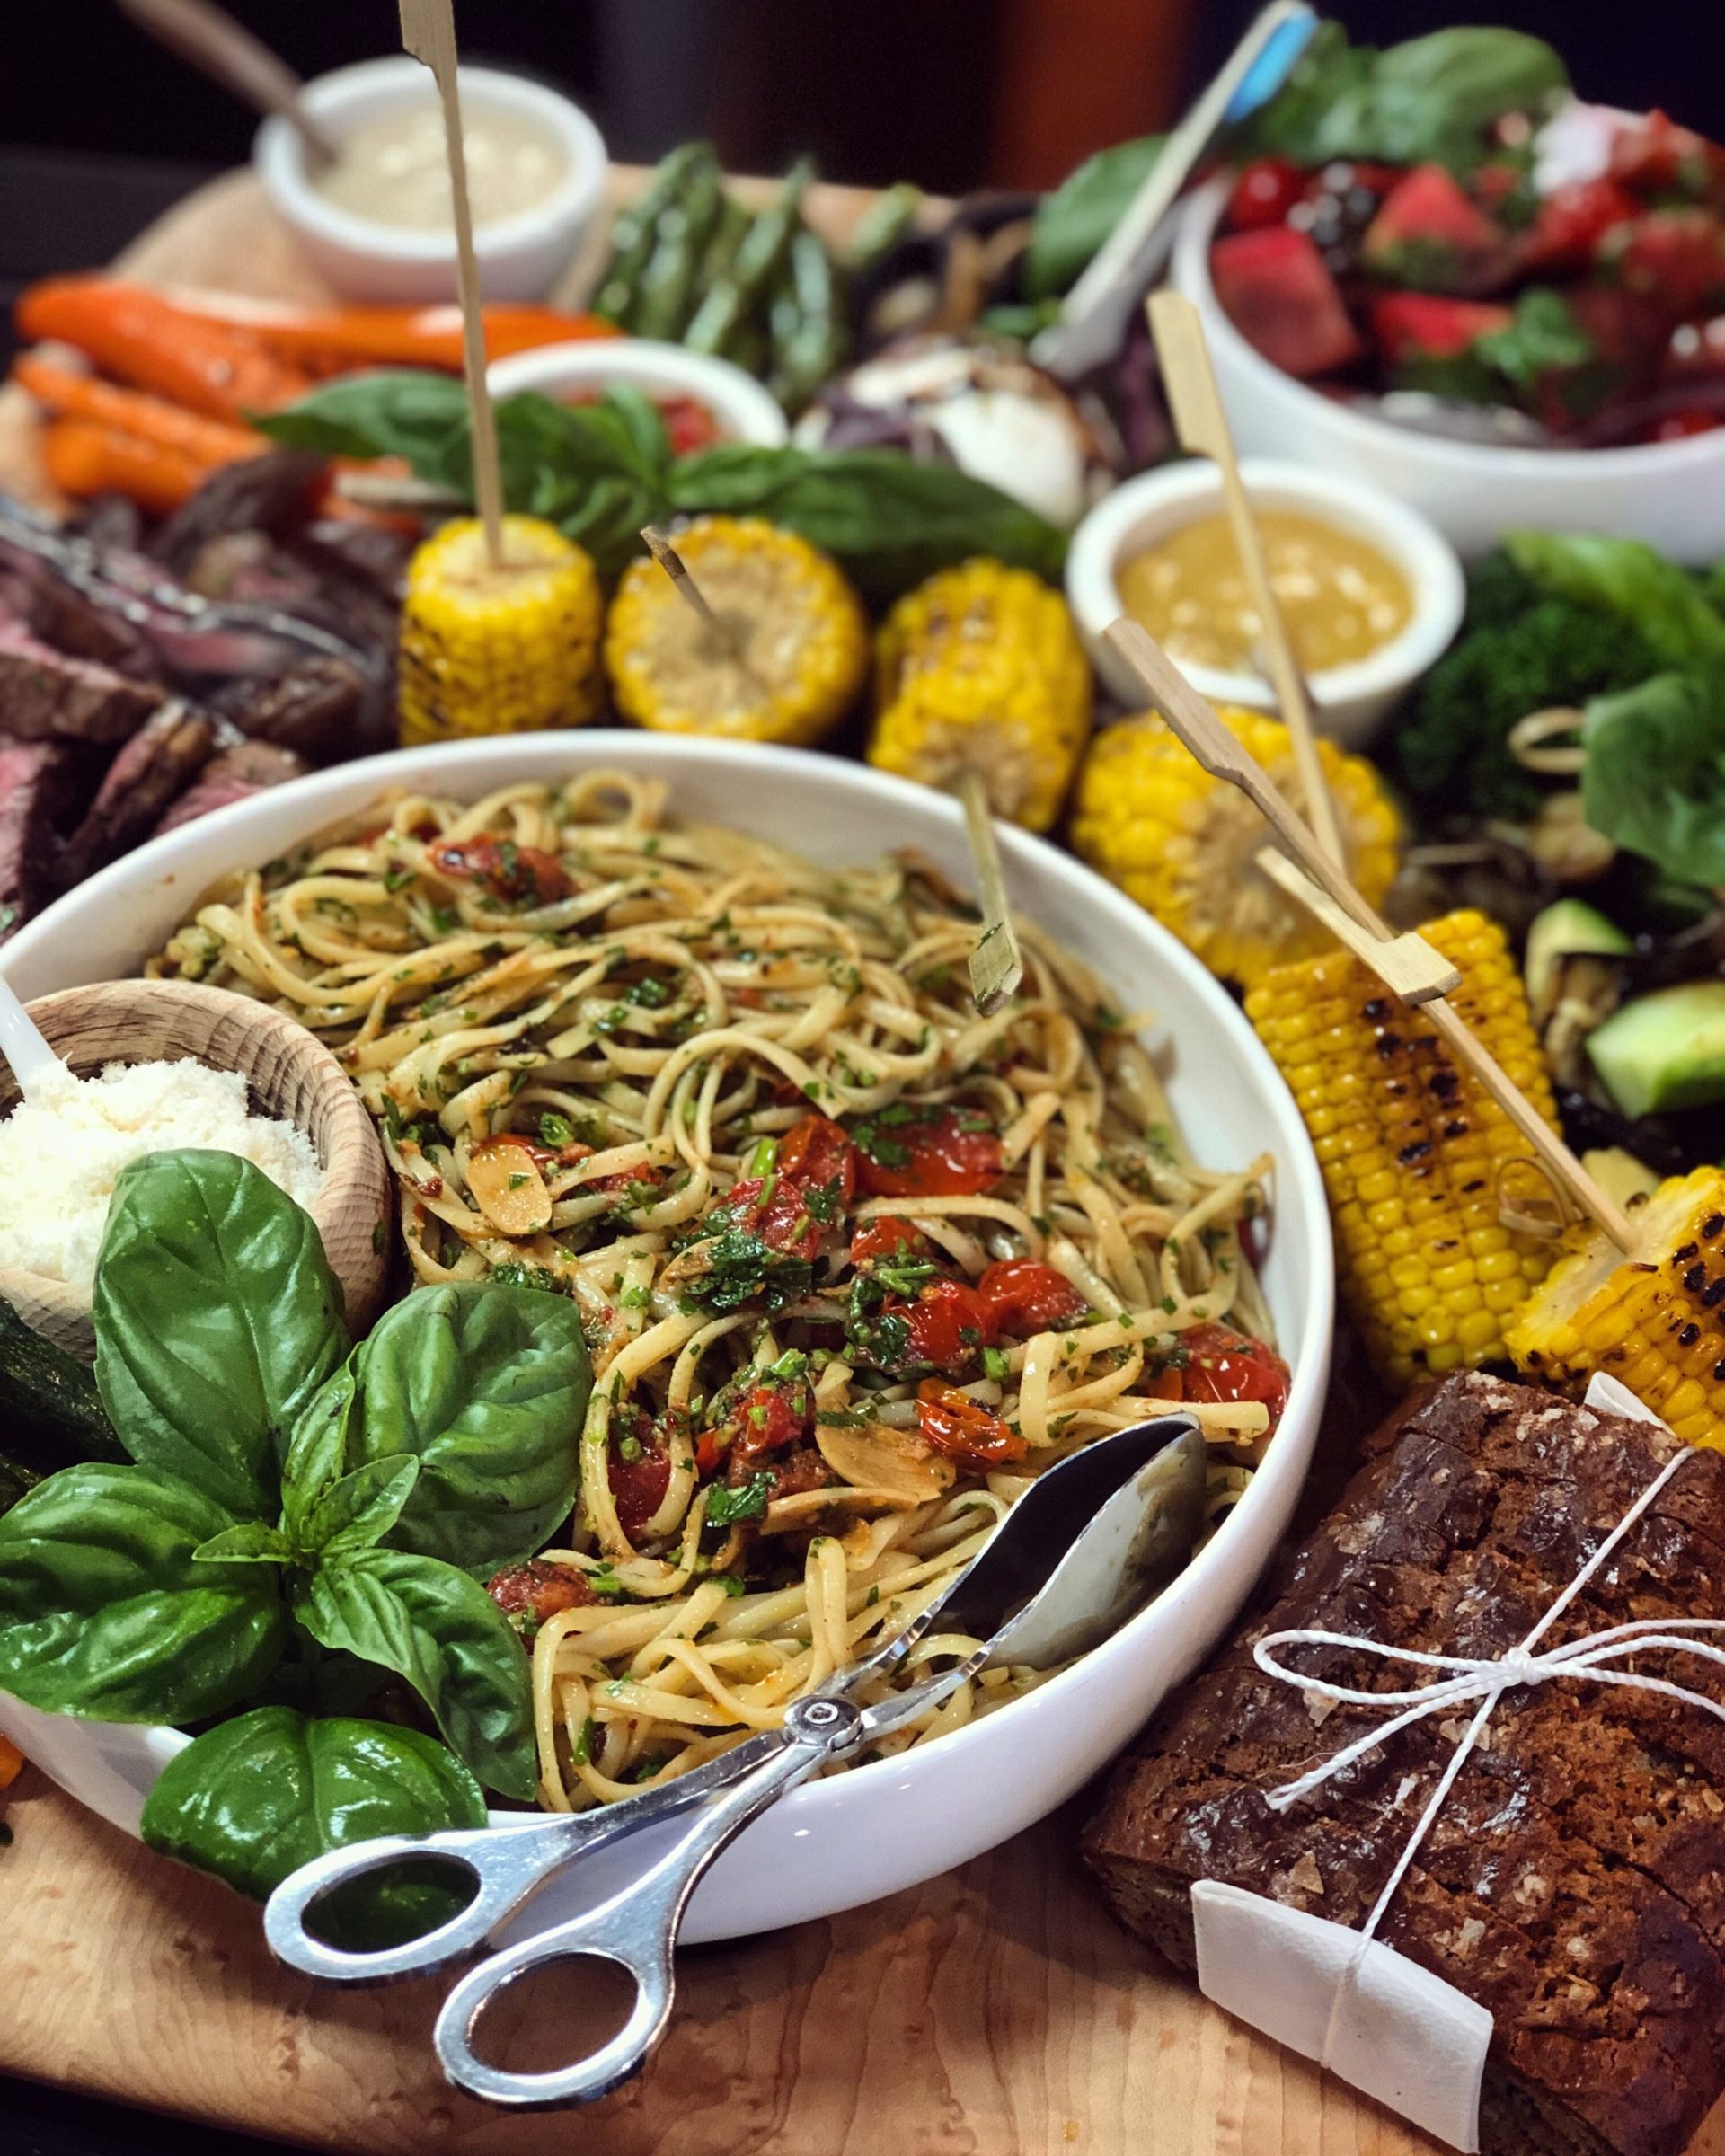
[487,338,789,451]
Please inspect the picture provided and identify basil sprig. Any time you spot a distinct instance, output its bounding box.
[260,377,1067,598]
[0,1153,592,1914]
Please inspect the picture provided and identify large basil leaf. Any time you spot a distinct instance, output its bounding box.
[1583,671,1725,888]
[300,1454,420,1559]
[295,1548,536,1800]
[254,369,471,464]
[669,446,1067,604]
[347,1283,586,1575]
[0,1464,284,1720]
[1024,135,1166,300]
[93,1153,350,1518]
[140,1706,485,1945]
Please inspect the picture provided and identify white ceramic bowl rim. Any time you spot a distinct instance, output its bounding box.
[486,339,790,449]
[256,57,607,261]
[1070,455,1465,709]
[0,733,1332,1927]
[1176,176,1725,476]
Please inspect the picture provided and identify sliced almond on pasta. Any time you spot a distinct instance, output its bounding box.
[466,1137,553,1237]
[814,1420,954,1507]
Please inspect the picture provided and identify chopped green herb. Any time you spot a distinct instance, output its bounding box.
[707,1471,775,1526]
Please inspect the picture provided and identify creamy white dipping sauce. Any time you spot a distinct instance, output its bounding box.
[313,103,567,231]
[0,1060,323,1289]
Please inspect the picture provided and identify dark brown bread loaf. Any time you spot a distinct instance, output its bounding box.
[1084,1371,1725,2156]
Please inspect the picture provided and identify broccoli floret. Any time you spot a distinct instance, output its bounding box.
[1393,553,1662,824]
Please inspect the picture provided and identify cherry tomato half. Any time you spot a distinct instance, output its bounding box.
[978,1259,1086,1335]
[850,1214,924,1266]
[778,1113,859,1205]
[916,1380,1025,1471]
[428,834,571,906]
[1159,1321,1291,1433]
[904,1278,997,1372]
[853,1107,1003,1200]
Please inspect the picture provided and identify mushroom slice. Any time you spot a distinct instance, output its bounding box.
[466,1135,553,1236]
[816,1418,955,1506]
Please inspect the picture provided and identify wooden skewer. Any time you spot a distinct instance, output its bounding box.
[957,771,1023,1017]
[1254,848,1460,1003]
[1146,290,1346,869]
[399,0,505,570]
[640,523,763,685]
[1103,616,1636,1253]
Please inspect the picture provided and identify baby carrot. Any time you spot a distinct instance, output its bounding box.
[0,1735,23,1790]
[192,300,619,376]
[13,353,264,467]
[15,278,314,420]
[42,417,217,515]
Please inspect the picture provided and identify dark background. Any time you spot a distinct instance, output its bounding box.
[3,1,1724,2149]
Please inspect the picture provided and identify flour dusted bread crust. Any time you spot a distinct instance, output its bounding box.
[1084,1371,1725,2156]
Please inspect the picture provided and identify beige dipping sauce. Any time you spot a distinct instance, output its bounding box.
[1118,508,1412,677]
[314,104,567,230]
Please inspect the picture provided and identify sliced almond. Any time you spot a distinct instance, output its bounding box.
[816,1418,954,1507]
[466,1136,553,1237]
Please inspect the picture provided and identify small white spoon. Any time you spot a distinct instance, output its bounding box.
[0,971,66,1104]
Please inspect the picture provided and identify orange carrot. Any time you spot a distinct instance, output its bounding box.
[13,353,265,467]
[42,417,217,514]
[0,1736,23,1790]
[15,278,314,420]
[182,300,618,377]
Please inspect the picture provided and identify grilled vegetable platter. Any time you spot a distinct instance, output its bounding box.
[3,12,1725,1948]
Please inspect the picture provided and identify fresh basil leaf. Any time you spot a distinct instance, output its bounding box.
[1583,671,1725,888]
[140,1706,485,1945]
[254,370,472,464]
[279,1358,359,1543]
[0,1464,284,1720]
[194,1523,295,1566]
[1234,22,1566,172]
[93,1153,349,1519]
[1024,134,1166,300]
[295,1548,535,1800]
[668,446,1067,604]
[1506,532,1725,672]
[347,1283,587,1576]
[301,1454,421,1560]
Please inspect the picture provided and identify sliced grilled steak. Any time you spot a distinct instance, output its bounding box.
[0,738,75,942]
[154,739,307,833]
[208,654,371,763]
[149,452,326,577]
[57,700,216,886]
[0,615,163,743]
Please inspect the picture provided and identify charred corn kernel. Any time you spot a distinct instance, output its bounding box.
[868,560,1091,831]
[1071,708,1401,989]
[0,1735,22,1789]
[1507,1169,1725,1446]
[605,517,867,745]
[399,516,602,746]
[1246,909,1562,1389]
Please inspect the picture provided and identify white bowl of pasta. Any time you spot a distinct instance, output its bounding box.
[0,733,1331,1943]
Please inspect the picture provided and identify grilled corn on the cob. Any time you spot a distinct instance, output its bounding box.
[604,516,867,745]
[399,516,603,745]
[1508,1169,1725,1445]
[1071,709,1402,989]
[1246,909,1563,1389]
[867,560,1091,831]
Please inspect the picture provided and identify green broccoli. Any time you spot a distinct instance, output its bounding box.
[1393,553,1662,824]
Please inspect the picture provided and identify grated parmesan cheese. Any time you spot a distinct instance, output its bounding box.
[0,1059,323,1289]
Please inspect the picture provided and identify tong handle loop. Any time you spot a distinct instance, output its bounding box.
[432,1695,858,2107]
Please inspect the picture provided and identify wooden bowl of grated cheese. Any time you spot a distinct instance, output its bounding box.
[0,979,391,1359]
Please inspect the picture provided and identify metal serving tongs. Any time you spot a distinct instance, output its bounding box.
[263,1412,1208,2107]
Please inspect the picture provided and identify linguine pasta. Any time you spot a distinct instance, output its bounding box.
[152,772,1282,1810]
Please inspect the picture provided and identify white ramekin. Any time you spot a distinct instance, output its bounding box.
[255,58,607,305]
[487,339,788,448]
[0,731,1331,1947]
[1171,178,1725,565]
[1067,455,1466,745]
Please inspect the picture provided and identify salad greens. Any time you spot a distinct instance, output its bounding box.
[1024,135,1167,300]
[1583,673,1725,890]
[0,1152,593,1922]
[259,377,1067,600]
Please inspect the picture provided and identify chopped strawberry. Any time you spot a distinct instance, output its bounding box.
[1209,226,1364,379]
[1609,111,1725,208]
[1368,293,1513,367]
[1517,179,1640,276]
[1647,408,1722,441]
[1360,164,1514,296]
[1603,210,1725,323]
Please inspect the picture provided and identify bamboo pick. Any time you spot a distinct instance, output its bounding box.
[957,771,1023,1017]
[1146,290,1346,869]
[399,0,504,569]
[1254,847,1460,1002]
[1103,616,1636,1252]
